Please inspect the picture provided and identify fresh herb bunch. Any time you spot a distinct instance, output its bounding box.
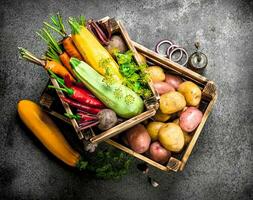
[114,50,152,98]
[86,147,132,179]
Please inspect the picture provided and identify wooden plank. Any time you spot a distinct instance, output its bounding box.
[90,109,156,143]
[50,78,85,140]
[179,84,217,170]
[132,41,208,85]
[106,139,169,171]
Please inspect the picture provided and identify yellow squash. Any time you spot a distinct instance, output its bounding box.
[17,100,86,168]
[69,18,123,82]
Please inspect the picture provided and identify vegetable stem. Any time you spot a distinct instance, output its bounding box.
[46,47,61,63]
[18,47,45,66]
[48,85,74,96]
[43,13,67,37]
[48,70,71,91]
[69,57,81,69]
[37,28,63,55]
[68,17,81,34]
[64,113,81,120]
[43,22,65,37]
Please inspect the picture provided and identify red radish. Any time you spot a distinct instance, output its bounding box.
[153,82,175,95]
[179,107,203,132]
[149,142,171,164]
[165,74,183,89]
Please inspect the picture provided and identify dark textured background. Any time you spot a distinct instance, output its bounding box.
[0,0,252,199]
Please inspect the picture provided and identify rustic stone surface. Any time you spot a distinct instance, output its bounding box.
[0,0,252,199]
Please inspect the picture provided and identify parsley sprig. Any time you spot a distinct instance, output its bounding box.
[86,147,132,179]
[114,50,152,98]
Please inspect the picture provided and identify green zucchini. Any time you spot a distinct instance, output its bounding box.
[70,58,144,118]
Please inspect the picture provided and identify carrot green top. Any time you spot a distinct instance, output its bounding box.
[68,16,86,34]
[43,13,67,37]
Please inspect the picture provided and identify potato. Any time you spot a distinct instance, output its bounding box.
[159,91,186,114]
[106,35,127,55]
[149,141,171,164]
[183,132,192,145]
[146,122,165,141]
[165,74,183,89]
[146,66,165,82]
[154,109,171,122]
[158,123,184,152]
[153,82,175,95]
[125,124,151,153]
[173,119,192,145]
[179,107,203,132]
[178,81,201,106]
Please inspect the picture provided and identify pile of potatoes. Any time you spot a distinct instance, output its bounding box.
[122,66,203,165]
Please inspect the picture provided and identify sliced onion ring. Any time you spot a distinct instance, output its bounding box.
[155,40,173,56]
[166,44,183,62]
[169,47,189,66]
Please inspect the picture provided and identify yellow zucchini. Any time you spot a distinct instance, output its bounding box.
[68,18,123,82]
[17,100,87,168]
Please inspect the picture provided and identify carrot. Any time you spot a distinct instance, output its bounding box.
[37,28,77,79]
[58,51,71,72]
[62,37,82,60]
[18,47,75,82]
[45,60,75,81]
[43,13,83,60]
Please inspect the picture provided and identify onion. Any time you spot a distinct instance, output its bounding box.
[155,40,173,56]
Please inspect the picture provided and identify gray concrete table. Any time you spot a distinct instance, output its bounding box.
[0,0,252,199]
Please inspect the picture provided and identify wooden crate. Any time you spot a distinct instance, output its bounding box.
[40,17,217,172]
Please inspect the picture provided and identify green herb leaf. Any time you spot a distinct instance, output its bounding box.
[114,51,152,98]
[86,147,132,180]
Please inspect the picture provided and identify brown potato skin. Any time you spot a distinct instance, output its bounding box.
[153,82,175,95]
[149,141,171,164]
[178,81,201,106]
[159,91,186,114]
[146,66,165,82]
[125,124,151,154]
[165,74,183,89]
[179,107,203,132]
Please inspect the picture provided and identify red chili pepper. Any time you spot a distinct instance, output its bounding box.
[70,85,104,108]
[49,71,104,108]
[75,83,95,97]
[61,97,101,114]
[64,74,95,98]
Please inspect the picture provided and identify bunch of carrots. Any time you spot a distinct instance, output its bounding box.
[19,13,83,82]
